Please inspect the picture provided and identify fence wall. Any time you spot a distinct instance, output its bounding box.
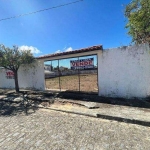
[98,44,150,98]
[1,44,150,98]
[0,60,45,90]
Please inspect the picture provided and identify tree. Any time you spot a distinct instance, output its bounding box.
[0,44,35,92]
[125,0,150,44]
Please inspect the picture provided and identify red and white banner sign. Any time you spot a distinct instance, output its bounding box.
[6,71,14,79]
[70,58,94,70]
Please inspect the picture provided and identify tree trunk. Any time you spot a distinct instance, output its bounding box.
[13,70,19,93]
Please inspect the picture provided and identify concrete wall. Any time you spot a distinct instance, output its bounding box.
[98,44,150,98]
[1,44,150,98]
[0,60,45,90]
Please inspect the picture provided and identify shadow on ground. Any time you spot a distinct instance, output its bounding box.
[0,101,39,116]
[1,88,150,117]
[56,91,150,109]
[0,89,53,117]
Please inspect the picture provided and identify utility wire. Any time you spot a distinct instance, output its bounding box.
[0,0,83,22]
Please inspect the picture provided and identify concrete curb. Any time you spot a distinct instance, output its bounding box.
[40,106,150,127]
[96,114,150,127]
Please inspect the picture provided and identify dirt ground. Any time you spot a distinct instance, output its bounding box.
[45,74,98,92]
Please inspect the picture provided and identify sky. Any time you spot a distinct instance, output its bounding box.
[0,0,132,57]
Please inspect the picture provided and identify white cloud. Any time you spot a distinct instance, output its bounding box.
[19,45,41,54]
[55,47,73,53]
[65,47,73,52]
[55,50,61,53]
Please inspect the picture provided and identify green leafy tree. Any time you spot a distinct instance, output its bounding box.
[0,44,35,92]
[125,0,150,44]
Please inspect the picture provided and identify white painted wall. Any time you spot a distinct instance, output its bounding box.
[1,44,150,98]
[0,60,45,90]
[98,44,150,98]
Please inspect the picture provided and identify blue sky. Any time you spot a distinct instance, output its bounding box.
[0,0,131,57]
